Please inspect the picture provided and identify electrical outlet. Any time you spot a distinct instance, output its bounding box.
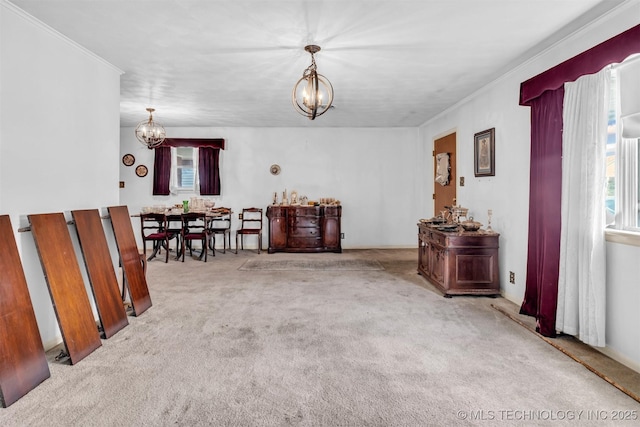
[119,181,125,188]
[509,271,515,284]
[340,233,345,239]
[460,176,465,186]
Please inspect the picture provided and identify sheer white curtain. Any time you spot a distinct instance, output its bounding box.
[557,67,610,347]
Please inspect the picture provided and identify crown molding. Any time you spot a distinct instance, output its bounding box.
[1,0,124,75]
[420,0,637,128]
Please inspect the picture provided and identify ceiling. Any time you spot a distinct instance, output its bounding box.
[10,0,627,128]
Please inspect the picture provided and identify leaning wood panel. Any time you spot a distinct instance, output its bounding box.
[72,209,129,338]
[107,206,152,316]
[0,215,50,407]
[28,213,102,365]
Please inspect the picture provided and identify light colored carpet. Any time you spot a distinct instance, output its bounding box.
[0,249,638,426]
[239,258,384,271]
[490,300,640,404]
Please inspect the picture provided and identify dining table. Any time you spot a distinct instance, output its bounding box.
[135,208,230,261]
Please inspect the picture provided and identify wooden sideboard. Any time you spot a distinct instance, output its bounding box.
[266,205,342,253]
[417,222,500,297]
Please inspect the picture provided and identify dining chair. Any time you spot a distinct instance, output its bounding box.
[140,213,178,263]
[165,212,184,259]
[180,212,210,262]
[235,207,263,254]
[208,207,232,254]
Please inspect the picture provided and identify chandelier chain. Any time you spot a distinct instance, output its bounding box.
[303,54,317,77]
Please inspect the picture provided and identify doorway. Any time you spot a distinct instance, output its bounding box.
[434,132,456,216]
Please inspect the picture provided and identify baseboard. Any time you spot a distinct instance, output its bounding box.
[597,346,640,374]
[44,337,63,352]
[342,245,417,250]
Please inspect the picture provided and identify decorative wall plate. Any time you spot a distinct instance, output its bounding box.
[270,164,281,175]
[122,153,135,166]
[135,164,148,177]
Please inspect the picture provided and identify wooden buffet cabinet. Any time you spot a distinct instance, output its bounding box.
[266,205,342,253]
[417,222,500,297]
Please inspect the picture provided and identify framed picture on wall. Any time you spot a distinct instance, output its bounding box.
[474,128,495,177]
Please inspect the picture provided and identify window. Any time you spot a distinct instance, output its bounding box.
[171,147,198,193]
[152,140,223,196]
[605,72,618,226]
[606,64,640,232]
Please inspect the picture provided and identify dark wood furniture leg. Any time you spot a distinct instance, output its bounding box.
[28,213,103,365]
[0,215,50,407]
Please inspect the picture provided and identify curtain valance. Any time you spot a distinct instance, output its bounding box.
[163,138,225,149]
[519,24,640,106]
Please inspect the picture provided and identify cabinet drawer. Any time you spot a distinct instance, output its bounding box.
[287,237,323,248]
[289,216,320,227]
[289,226,320,238]
[447,234,499,248]
[292,207,320,217]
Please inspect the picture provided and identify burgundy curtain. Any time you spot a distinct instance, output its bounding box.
[518,23,640,337]
[519,87,564,337]
[198,147,221,195]
[151,138,225,196]
[152,146,171,195]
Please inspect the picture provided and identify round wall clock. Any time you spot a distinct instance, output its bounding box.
[270,164,281,175]
[135,164,148,177]
[122,153,135,166]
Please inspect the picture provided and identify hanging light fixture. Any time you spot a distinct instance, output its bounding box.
[292,45,334,120]
[135,107,166,149]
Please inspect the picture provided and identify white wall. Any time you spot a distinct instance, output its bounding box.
[1,2,122,349]
[418,2,640,370]
[119,126,424,249]
[604,242,640,370]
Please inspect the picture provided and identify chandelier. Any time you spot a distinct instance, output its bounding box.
[135,108,166,149]
[292,45,334,120]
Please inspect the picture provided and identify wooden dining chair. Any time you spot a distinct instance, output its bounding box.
[140,213,178,263]
[235,207,263,254]
[208,207,232,254]
[181,212,210,261]
[165,213,184,259]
